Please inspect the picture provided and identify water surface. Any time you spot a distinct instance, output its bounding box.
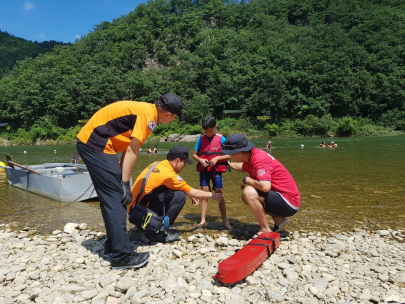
[0,136,404,234]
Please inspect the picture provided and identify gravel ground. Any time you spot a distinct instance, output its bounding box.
[0,222,404,304]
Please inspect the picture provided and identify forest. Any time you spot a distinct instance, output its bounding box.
[0,0,404,144]
[0,30,69,78]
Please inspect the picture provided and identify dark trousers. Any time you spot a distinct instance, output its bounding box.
[77,141,132,262]
[145,190,186,225]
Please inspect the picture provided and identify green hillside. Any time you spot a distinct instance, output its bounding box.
[0,0,404,143]
[0,30,69,78]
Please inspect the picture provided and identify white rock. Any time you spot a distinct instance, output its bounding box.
[324,285,340,296]
[78,223,88,230]
[277,263,291,270]
[301,265,312,277]
[359,291,372,301]
[228,239,239,246]
[81,289,98,300]
[116,277,137,292]
[173,249,182,258]
[322,273,336,282]
[106,297,118,304]
[266,290,284,302]
[245,276,258,286]
[390,271,405,284]
[309,285,318,295]
[201,289,213,297]
[376,230,390,236]
[215,237,228,247]
[75,257,85,264]
[378,273,389,282]
[63,223,79,234]
[384,294,401,303]
[29,272,40,280]
[189,291,202,298]
[199,248,210,254]
[188,235,197,242]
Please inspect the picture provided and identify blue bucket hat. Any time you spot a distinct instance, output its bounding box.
[221,134,255,155]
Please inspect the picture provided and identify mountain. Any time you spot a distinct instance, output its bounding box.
[0,30,70,78]
[0,0,404,131]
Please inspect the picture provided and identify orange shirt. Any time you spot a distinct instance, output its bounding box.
[128,160,192,210]
[77,101,158,154]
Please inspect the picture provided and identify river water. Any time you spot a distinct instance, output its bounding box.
[0,136,404,235]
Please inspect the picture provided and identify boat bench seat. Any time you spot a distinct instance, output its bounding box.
[60,172,85,176]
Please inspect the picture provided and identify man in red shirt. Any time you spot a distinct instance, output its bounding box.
[222,134,300,235]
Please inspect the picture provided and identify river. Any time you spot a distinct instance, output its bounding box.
[0,136,404,234]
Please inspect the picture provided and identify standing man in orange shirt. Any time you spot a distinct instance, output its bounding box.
[77,93,184,270]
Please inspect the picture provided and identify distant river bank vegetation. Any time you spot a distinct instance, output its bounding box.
[0,114,403,146]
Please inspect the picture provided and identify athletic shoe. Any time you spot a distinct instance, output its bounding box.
[146,231,180,243]
[102,248,136,260]
[273,219,292,232]
[110,251,150,270]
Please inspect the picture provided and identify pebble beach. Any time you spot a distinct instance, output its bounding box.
[0,223,404,304]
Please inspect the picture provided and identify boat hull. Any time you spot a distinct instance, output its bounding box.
[2,163,97,202]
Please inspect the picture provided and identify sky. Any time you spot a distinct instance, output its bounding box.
[0,0,147,43]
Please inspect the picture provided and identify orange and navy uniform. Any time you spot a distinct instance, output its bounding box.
[77,101,158,154]
[128,160,192,211]
[196,133,227,173]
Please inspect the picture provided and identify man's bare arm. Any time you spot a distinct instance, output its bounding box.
[121,138,141,181]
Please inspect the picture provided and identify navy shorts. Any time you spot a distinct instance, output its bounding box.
[199,171,223,188]
[257,190,299,217]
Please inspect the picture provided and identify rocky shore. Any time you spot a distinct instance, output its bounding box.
[0,223,404,304]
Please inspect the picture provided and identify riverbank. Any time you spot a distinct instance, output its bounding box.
[1,129,404,147]
[1,223,404,304]
[0,134,201,147]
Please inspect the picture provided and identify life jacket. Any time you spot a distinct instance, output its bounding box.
[197,133,227,173]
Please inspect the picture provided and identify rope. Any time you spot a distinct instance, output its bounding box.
[73,182,95,202]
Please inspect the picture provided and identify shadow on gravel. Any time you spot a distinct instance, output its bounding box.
[79,217,291,264]
[182,213,259,238]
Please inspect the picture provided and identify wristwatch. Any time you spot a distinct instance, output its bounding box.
[242,175,248,184]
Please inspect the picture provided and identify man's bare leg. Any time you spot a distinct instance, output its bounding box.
[242,186,271,233]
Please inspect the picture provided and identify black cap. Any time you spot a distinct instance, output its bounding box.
[222,134,255,155]
[167,145,193,164]
[159,93,185,121]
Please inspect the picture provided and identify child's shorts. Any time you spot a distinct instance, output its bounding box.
[199,171,223,188]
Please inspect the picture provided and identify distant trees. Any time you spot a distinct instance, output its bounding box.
[0,0,404,140]
[0,30,69,78]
